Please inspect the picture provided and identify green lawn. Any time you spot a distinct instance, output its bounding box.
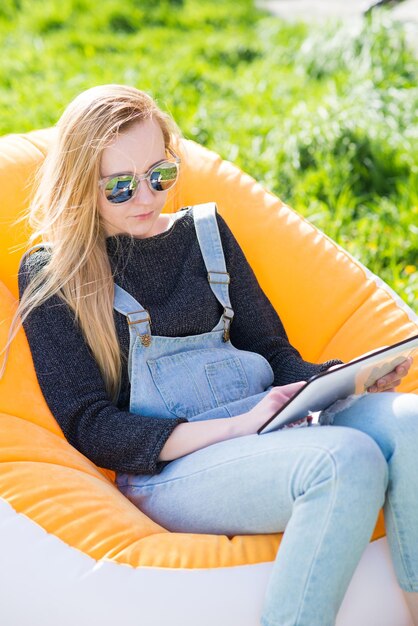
[1,0,417,308]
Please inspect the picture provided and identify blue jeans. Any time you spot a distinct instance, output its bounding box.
[116,392,418,626]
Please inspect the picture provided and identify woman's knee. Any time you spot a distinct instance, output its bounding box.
[333,391,418,423]
[316,427,388,499]
[332,392,418,459]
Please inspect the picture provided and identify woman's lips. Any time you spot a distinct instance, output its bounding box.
[132,210,153,220]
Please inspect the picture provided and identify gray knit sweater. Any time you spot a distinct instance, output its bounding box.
[18,207,341,475]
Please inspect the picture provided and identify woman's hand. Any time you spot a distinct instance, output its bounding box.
[235,381,306,436]
[329,353,414,394]
[367,356,413,393]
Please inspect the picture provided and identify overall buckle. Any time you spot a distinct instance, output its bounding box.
[207,270,230,285]
[222,306,234,342]
[126,310,152,347]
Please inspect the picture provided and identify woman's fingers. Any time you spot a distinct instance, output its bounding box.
[368,356,413,392]
[396,356,413,375]
[368,380,401,393]
[253,380,306,414]
[268,381,306,404]
[367,357,413,393]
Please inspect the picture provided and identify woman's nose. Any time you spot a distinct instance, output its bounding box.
[133,180,155,205]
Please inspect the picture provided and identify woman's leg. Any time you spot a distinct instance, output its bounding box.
[329,392,418,600]
[328,392,418,624]
[117,425,387,626]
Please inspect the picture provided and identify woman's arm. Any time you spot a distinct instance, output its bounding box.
[18,251,187,475]
[158,382,305,461]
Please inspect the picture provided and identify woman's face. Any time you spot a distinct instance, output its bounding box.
[98,118,170,238]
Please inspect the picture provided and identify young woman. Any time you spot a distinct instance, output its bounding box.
[8,84,418,626]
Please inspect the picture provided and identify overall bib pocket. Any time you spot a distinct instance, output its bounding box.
[147,349,250,418]
[205,358,248,405]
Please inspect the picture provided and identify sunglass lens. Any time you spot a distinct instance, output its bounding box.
[105,175,137,203]
[149,161,178,192]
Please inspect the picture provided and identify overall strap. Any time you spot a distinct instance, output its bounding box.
[193,202,234,341]
[113,284,152,348]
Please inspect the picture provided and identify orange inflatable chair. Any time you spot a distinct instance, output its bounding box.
[1,128,417,626]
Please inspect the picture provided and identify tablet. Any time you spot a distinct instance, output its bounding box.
[258,334,418,434]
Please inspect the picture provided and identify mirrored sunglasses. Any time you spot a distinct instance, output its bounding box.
[99,148,180,204]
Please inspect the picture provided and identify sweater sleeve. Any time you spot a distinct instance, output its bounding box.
[216,213,343,384]
[18,251,187,475]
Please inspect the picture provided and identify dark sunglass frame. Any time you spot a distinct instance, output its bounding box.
[98,147,181,204]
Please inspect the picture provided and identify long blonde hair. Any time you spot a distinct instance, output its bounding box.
[3,84,179,401]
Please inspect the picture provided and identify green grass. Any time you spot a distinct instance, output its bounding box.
[0,0,417,309]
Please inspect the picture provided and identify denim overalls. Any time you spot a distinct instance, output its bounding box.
[113,202,274,425]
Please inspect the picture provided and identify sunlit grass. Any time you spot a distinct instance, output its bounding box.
[0,0,416,309]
